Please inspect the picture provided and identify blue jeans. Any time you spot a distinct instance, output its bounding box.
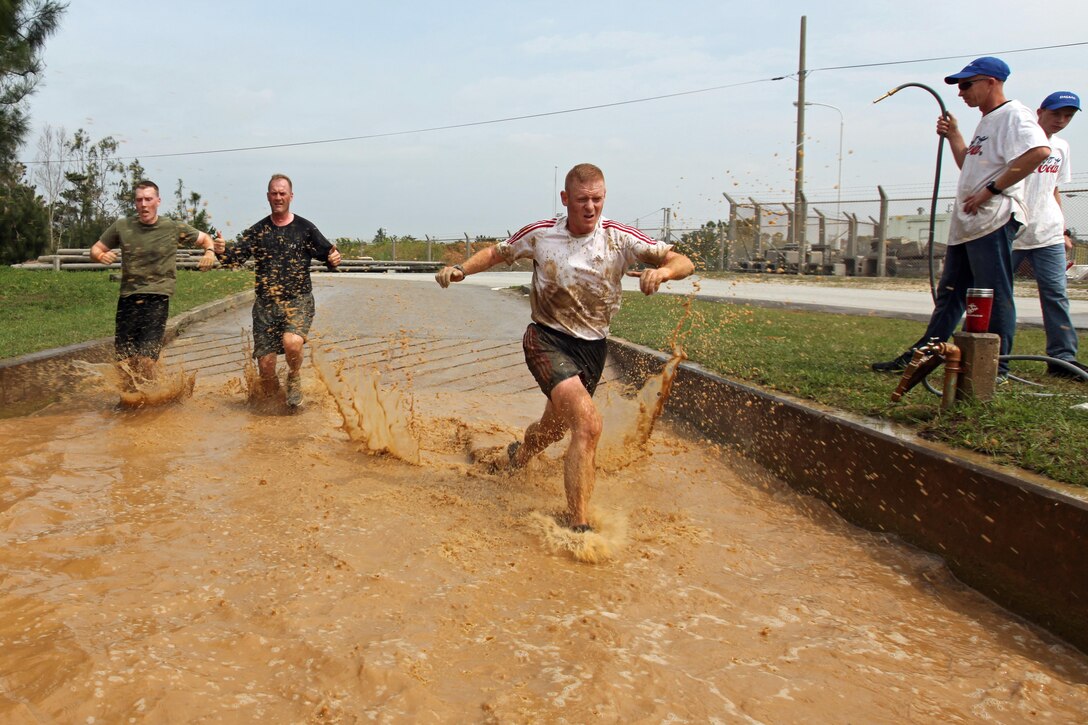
[1012,244,1079,361]
[911,218,1019,374]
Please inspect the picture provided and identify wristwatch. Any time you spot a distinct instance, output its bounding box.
[453,264,465,275]
[985,180,1003,195]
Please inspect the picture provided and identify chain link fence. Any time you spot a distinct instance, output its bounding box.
[326,189,1088,277]
[667,188,1088,275]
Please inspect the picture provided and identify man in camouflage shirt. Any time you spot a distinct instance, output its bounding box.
[90,179,218,383]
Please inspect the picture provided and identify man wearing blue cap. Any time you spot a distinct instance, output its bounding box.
[873,57,1051,377]
[1012,91,1086,381]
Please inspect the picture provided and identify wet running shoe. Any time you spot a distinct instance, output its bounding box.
[1047,359,1088,382]
[286,373,302,407]
[871,351,913,372]
[507,440,523,469]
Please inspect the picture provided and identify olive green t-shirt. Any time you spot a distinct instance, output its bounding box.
[100,217,201,297]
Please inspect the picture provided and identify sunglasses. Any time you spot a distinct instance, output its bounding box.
[957,78,989,91]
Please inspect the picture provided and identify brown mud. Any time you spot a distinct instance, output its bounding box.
[2,277,1087,722]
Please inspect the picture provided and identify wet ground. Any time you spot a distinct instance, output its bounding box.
[2,276,1087,722]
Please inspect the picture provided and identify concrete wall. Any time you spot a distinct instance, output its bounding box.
[0,291,253,413]
[608,338,1088,654]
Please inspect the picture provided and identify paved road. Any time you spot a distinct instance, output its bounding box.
[350,270,1088,329]
[163,278,544,399]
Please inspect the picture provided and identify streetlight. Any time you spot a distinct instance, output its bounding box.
[794,101,844,220]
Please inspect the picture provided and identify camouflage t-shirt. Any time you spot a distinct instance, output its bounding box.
[100,217,201,297]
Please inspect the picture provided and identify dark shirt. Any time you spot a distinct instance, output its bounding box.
[220,214,334,301]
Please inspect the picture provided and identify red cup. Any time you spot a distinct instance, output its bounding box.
[964,288,994,333]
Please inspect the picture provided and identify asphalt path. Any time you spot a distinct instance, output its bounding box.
[330,271,1088,330]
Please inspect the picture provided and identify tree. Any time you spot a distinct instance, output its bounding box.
[0,1,65,262]
[0,0,67,175]
[29,126,216,249]
[0,163,49,263]
[113,158,147,218]
[53,129,123,247]
[166,178,214,234]
[31,122,65,251]
[677,220,727,271]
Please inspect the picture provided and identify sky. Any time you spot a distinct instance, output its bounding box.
[17,1,1088,241]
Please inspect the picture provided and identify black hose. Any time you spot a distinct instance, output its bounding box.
[921,354,1088,397]
[873,83,948,302]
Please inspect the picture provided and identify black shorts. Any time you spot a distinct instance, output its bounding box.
[252,293,316,358]
[115,293,170,360]
[522,323,607,398]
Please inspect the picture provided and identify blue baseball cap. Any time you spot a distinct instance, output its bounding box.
[944,56,1010,84]
[1040,91,1081,111]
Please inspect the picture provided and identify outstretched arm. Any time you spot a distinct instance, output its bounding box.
[215,231,253,268]
[626,249,695,295]
[435,245,506,287]
[195,231,219,271]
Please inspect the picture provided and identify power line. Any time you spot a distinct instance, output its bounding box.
[22,40,1087,165]
[23,77,780,165]
[810,40,1088,73]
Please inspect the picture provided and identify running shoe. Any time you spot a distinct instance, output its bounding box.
[1047,359,1088,382]
[286,372,302,406]
[871,351,913,372]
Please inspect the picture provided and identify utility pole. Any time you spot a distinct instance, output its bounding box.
[793,15,808,274]
[553,165,558,216]
[723,192,738,271]
[877,185,889,278]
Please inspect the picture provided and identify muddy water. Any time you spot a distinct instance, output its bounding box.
[2,277,1087,722]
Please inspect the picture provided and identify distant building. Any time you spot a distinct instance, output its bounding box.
[885,209,951,247]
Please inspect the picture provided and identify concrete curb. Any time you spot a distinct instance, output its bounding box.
[0,290,254,412]
[607,337,1088,654]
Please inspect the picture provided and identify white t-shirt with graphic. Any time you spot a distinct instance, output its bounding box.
[496,216,672,340]
[948,100,1050,246]
[1014,134,1071,250]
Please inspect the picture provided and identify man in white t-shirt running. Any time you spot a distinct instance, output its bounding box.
[435,163,694,532]
[1012,91,1086,381]
[872,57,1051,378]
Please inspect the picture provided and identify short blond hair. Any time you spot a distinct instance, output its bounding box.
[268,173,293,191]
[564,163,604,192]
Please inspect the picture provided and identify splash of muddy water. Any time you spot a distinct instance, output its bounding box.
[598,283,695,471]
[72,359,195,408]
[598,346,685,474]
[312,347,420,465]
[3,278,1088,722]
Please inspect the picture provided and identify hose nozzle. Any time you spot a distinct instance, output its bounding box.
[872,88,899,104]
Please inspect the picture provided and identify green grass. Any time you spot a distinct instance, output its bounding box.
[611,293,1088,488]
[0,268,254,359]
